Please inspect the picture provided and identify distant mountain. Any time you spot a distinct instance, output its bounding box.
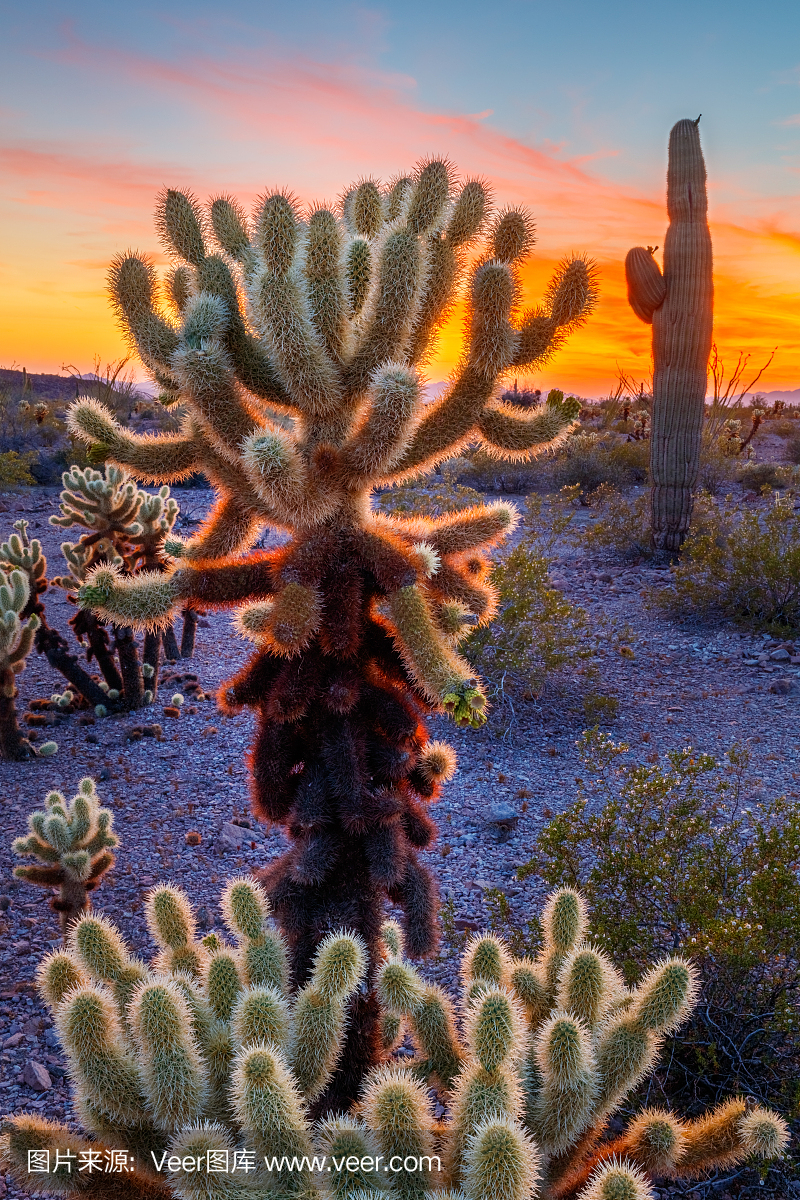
[740,389,800,405]
[0,368,81,403]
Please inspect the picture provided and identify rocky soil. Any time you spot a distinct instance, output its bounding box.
[0,483,798,1199]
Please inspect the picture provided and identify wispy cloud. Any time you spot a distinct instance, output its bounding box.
[2,26,799,391]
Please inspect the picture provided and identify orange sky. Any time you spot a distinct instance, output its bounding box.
[2,26,799,397]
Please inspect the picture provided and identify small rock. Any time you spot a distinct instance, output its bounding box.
[454,917,481,932]
[97,766,112,781]
[202,726,219,736]
[85,733,99,744]
[488,803,520,841]
[142,724,163,739]
[769,677,796,695]
[22,1061,51,1091]
[769,648,790,661]
[0,895,11,912]
[3,1033,24,1049]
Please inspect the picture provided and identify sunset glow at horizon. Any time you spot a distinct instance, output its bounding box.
[2,1,799,398]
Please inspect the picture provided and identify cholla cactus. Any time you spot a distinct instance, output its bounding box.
[0,567,53,760]
[51,465,185,706]
[0,884,788,1200]
[12,778,117,932]
[0,522,110,711]
[70,160,598,1104]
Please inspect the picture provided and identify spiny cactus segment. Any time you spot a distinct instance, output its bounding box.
[0,565,51,760]
[70,159,599,1105]
[12,777,118,932]
[0,884,788,1200]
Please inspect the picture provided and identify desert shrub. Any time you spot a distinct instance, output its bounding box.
[380,462,485,515]
[519,730,800,1189]
[786,435,800,465]
[771,419,796,437]
[738,461,790,491]
[550,432,649,499]
[661,492,800,630]
[465,489,597,703]
[0,450,37,488]
[582,486,653,560]
[697,445,739,494]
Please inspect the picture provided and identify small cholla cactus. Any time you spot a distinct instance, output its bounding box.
[0,567,51,760]
[0,884,788,1200]
[71,158,599,1105]
[50,465,187,707]
[12,778,117,932]
[0,521,110,712]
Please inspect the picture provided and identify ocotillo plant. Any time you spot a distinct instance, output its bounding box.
[70,158,599,1105]
[625,118,713,553]
[12,777,118,933]
[0,567,57,760]
[0,883,788,1200]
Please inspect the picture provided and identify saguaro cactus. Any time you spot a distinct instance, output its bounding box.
[12,778,118,932]
[70,159,599,1105]
[625,118,713,553]
[0,882,788,1200]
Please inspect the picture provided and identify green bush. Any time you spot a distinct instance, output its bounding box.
[465,490,598,703]
[0,450,37,488]
[662,492,800,631]
[738,461,791,491]
[379,463,485,515]
[550,433,649,499]
[518,730,800,1186]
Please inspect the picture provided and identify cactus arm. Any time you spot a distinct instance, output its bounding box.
[625,247,666,324]
[386,584,487,723]
[478,394,580,459]
[0,1114,173,1200]
[427,561,497,622]
[340,362,422,485]
[171,336,265,464]
[343,227,426,400]
[388,365,497,480]
[78,565,179,631]
[303,207,349,364]
[417,502,519,557]
[159,554,278,608]
[109,252,181,375]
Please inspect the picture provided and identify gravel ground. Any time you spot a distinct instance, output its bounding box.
[0,483,798,1199]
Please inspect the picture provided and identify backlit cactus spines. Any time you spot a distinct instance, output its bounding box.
[0,566,41,760]
[13,778,118,932]
[219,875,288,991]
[146,885,208,978]
[625,118,713,553]
[71,158,598,1106]
[2,883,790,1200]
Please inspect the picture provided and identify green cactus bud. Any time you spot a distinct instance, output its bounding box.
[556,944,622,1031]
[142,662,155,679]
[310,929,367,1001]
[381,919,404,959]
[576,1162,652,1200]
[510,960,548,1029]
[360,1064,436,1198]
[624,1108,687,1174]
[130,979,207,1129]
[631,958,697,1034]
[220,875,269,942]
[231,985,290,1049]
[229,1043,313,1169]
[318,1115,384,1197]
[738,1106,790,1160]
[94,704,107,717]
[55,984,146,1124]
[36,951,87,1010]
[171,692,184,707]
[542,889,586,954]
[464,987,527,1073]
[461,934,512,993]
[530,1012,597,1153]
[378,958,425,1014]
[205,951,242,1022]
[37,741,58,756]
[462,1116,540,1200]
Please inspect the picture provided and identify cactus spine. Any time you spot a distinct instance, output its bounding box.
[625,118,713,553]
[1,881,788,1200]
[71,160,598,1106]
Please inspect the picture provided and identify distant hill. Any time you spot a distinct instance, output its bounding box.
[0,368,81,404]
[740,389,800,405]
